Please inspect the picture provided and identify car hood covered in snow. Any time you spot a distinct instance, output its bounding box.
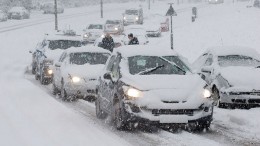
[63,64,105,79]
[121,74,209,109]
[220,66,260,92]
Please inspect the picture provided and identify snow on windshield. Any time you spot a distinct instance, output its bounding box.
[128,56,186,75]
[48,40,82,50]
[70,52,109,65]
[88,24,103,29]
[218,55,260,67]
[125,10,138,15]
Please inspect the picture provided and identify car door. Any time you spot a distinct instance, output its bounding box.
[99,55,116,112]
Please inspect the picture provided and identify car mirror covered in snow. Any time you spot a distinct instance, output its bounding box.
[55,62,61,67]
[103,73,112,80]
[201,66,212,73]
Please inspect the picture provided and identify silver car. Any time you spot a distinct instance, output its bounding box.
[83,24,103,43]
[52,46,110,101]
[8,7,30,19]
[193,46,260,108]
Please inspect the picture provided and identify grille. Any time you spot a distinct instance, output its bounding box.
[231,99,246,103]
[230,92,260,96]
[248,99,260,104]
[152,109,194,116]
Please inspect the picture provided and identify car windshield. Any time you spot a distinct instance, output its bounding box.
[218,55,260,67]
[162,56,191,72]
[70,52,110,65]
[125,10,138,15]
[88,24,103,29]
[48,40,82,50]
[106,20,120,24]
[128,56,186,75]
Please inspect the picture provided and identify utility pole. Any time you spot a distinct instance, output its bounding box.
[166,3,177,50]
[148,0,150,10]
[101,0,103,18]
[54,0,58,30]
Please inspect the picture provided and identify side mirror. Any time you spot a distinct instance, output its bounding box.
[103,73,112,80]
[201,66,212,73]
[55,62,61,67]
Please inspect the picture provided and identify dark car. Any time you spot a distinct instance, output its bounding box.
[96,46,213,131]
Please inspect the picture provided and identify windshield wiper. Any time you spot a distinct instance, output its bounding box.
[160,57,186,74]
[137,65,164,75]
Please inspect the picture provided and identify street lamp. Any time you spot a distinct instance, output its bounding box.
[166,3,177,50]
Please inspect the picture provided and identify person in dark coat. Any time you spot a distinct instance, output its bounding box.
[128,33,139,45]
[101,33,115,52]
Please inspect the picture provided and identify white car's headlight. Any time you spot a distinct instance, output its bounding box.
[83,34,88,38]
[114,27,118,30]
[126,88,143,99]
[135,17,139,20]
[203,89,211,98]
[124,16,126,20]
[48,69,53,74]
[72,76,81,83]
[101,34,105,38]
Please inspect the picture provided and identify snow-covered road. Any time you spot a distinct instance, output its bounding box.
[1,0,260,146]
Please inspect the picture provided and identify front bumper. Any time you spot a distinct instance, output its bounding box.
[220,91,260,106]
[123,102,213,124]
[64,81,98,98]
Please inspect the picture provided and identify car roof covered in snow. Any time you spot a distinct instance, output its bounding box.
[207,46,260,60]
[64,46,111,54]
[113,45,178,58]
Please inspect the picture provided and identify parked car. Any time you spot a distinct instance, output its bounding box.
[31,30,82,85]
[208,0,224,4]
[0,10,8,22]
[52,46,110,101]
[104,20,124,34]
[42,3,64,14]
[96,45,213,130]
[94,35,124,49]
[123,8,143,25]
[83,24,103,44]
[193,46,260,108]
[122,25,149,45]
[8,7,30,19]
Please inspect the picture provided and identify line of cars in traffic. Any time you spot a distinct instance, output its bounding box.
[0,7,30,21]
[28,7,260,131]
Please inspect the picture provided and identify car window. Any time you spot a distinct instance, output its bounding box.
[69,52,109,65]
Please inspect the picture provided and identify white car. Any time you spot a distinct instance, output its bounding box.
[32,30,83,85]
[123,8,143,25]
[83,24,103,43]
[122,25,149,45]
[52,46,111,101]
[104,20,124,34]
[8,7,30,19]
[193,46,260,108]
[96,45,214,130]
[0,10,8,22]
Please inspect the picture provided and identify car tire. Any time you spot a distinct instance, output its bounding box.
[52,83,59,95]
[61,81,68,101]
[113,101,126,130]
[32,67,36,74]
[212,87,225,108]
[40,73,47,85]
[95,96,108,119]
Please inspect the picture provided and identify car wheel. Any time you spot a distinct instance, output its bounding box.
[212,87,225,108]
[35,73,40,80]
[95,96,108,119]
[40,73,47,85]
[32,67,36,74]
[61,81,68,101]
[113,101,126,130]
[52,83,59,95]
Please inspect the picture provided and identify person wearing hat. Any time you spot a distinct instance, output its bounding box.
[101,33,115,52]
[128,33,139,45]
